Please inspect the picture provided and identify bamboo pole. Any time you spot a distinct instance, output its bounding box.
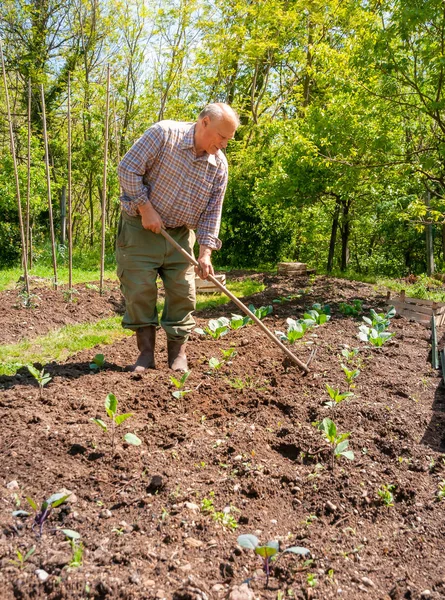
[67,72,73,300]
[160,228,310,373]
[26,78,32,268]
[0,40,30,299]
[100,65,111,295]
[40,84,58,289]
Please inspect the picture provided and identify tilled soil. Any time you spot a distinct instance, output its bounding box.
[0,275,444,600]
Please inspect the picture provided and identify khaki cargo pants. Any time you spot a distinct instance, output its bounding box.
[116,211,196,341]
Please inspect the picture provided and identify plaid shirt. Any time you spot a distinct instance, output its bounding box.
[118,120,228,250]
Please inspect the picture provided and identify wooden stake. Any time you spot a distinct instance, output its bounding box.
[0,40,30,299]
[67,72,73,300]
[26,78,32,268]
[100,65,110,295]
[40,84,58,289]
[160,228,310,373]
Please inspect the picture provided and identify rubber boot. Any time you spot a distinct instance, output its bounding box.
[167,340,188,372]
[130,326,156,373]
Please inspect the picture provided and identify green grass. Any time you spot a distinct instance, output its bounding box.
[378,274,445,302]
[0,278,265,376]
[0,266,118,292]
[0,317,132,376]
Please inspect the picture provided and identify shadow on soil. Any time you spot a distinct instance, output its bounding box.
[0,361,124,392]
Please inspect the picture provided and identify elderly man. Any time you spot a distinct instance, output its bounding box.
[116,103,239,373]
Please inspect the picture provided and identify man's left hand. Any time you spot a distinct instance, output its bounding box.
[196,246,214,280]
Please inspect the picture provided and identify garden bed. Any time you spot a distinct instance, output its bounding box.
[0,275,444,599]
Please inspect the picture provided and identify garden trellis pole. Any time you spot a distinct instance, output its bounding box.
[100,65,111,296]
[67,72,73,300]
[40,84,58,289]
[160,228,310,373]
[0,40,30,298]
[26,78,32,268]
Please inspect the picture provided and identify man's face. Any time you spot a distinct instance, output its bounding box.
[199,116,237,155]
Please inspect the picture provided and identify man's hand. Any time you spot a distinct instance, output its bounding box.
[138,201,164,233]
[196,245,214,280]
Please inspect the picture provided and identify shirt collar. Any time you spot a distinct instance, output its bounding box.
[180,123,217,166]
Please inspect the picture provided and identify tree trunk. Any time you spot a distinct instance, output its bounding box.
[327,197,341,273]
[340,200,350,272]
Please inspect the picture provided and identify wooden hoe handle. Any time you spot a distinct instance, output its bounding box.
[160,228,310,373]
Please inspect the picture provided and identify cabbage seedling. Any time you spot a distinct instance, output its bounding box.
[325,384,354,410]
[318,418,354,471]
[91,393,141,455]
[90,353,105,371]
[195,317,230,339]
[170,370,191,399]
[275,318,309,344]
[341,347,360,362]
[339,300,363,317]
[230,314,251,329]
[27,365,52,398]
[377,484,396,507]
[358,325,394,347]
[24,492,71,536]
[303,307,330,326]
[363,306,396,332]
[248,304,273,320]
[208,348,237,372]
[340,364,360,390]
[237,534,310,587]
[9,546,35,569]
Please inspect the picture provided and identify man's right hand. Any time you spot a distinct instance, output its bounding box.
[138,201,164,234]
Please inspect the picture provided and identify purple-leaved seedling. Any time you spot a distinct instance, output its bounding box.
[237,534,310,587]
[14,492,71,536]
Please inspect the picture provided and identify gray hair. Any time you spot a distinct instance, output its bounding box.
[198,103,240,127]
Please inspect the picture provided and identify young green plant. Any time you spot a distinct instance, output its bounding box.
[358,325,394,347]
[169,370,191,399]
[340,364,360,390]
[208,348,237,372]
[325,384,354,410]
[275,318,310,344]
[17,492,71,536]
[237,534,310,587]
[90,353,105,371]
[9,546,35,569]
[194,317,230,340]
[27,365,52,398]
[91,393,141,455]
[318,418,354,471]
[377,484,396,507]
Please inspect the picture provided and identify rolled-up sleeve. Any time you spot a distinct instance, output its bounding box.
[196,167,228,250]
[118,124,165,215]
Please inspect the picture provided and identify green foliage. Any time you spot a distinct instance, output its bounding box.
[303,307,331,326]
[208,348,237,372]
[248,304,273,320]
[201,495,238,530]
[22,492,71,536]
[358,325,395,347]
[237,533,309,587]
[377,484,396,507]
[341,347,360,362]
[340,364,360,389]
[194,317,230,340]
[275,318,310,344]
[362,307,396,332]
[9,546,36,569]
[27,365,52,398]
[89,353,105,371]
[169,371,191,399]
[339,300,363,317]
[91,393,141,455]
[325,384,354,409]
[318,418,354,471]
[437,481,445,501]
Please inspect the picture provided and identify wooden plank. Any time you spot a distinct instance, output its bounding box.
[389,300,435,317]
[195,273,226,293]
[393,307,431,325]
[277,262,307,269]
[431,316,439,369]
